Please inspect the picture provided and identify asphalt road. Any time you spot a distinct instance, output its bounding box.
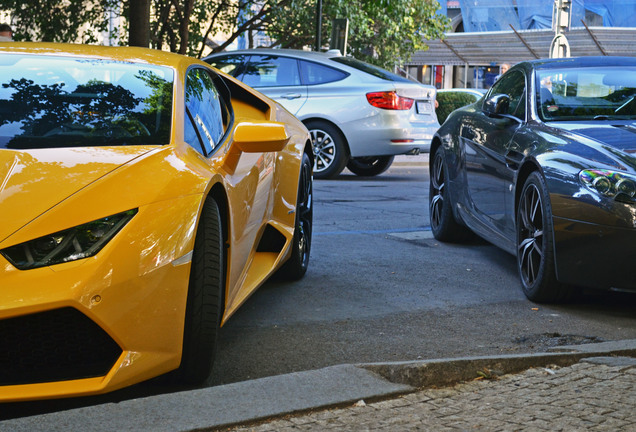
[208,159,636,387]
[4,157,636,418]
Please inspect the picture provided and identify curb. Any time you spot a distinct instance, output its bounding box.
[361,338,636,389]
[3,339,636,432]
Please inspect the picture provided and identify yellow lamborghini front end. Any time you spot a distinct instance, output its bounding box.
[0,43,312,402]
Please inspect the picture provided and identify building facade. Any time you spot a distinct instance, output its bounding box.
[406,0,636,89]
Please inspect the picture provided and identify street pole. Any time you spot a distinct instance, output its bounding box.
[550,0,571,58]
[315,0,322,51]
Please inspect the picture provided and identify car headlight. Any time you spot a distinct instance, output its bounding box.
[579,169,636,202]
[1,209,137,270]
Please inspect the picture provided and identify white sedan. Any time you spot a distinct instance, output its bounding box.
[205,49,439,178]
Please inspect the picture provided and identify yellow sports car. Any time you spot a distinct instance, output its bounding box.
[0,43,313,402]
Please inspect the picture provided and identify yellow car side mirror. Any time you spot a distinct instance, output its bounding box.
[233,122,290,153]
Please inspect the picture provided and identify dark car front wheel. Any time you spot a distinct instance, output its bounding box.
[347,156,394,176]
[517,172,571,303]
[306,120,348,179]
[429,146,472,242]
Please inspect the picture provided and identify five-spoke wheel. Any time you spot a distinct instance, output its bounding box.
[306,120,348,179]
[517,172,570,302]
[429,146,471,242]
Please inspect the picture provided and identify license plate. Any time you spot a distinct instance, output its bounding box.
[416,101,432,114]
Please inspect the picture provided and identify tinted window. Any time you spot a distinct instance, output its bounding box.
[299,60,348,85]
[0,54,173,150]
[241,55,301,88]
[329,57,413,83]
[205,54,247,77]
[184,111,201,152]
[185,68,227,155]
[537,66,636,121]
[489,70,526,120]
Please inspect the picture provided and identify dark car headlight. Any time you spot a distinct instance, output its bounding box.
[1,209,137,270]
[579,169,636,202]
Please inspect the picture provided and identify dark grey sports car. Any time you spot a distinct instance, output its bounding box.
[429,56,636,302]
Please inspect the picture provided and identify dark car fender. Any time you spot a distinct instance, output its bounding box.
[535,146,636,228]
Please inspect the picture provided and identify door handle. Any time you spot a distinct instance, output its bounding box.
[281,93,302,100]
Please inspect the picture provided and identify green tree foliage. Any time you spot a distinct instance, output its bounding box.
[266,0,449,68]
[117,0,291,57]
[0,0,120,43]
[0,0,282,56]
[117,0,290,56]
[0,0,448,67]
[190,1,269,56]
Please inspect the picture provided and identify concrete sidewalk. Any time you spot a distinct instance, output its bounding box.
[3,339,636,431]
[227,355,636,431]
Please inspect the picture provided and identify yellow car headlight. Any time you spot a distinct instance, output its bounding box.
[1,209,137,270]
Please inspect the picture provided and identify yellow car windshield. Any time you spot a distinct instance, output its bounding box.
[0,54,174,149]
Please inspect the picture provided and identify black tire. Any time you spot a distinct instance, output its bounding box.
[306,120,348,179]
[347,156,395,177]
[278,152,313,280]
[429,146,472,242]
[516,172,571,303]
[176,198,224,384]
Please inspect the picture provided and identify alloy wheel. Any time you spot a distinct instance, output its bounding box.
[518,183,544,287]
[310,129,336,174]
[430,151,445,230]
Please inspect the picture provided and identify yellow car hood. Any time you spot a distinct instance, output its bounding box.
[0,146,155,243]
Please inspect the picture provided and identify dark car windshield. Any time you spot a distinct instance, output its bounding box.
[329,56,413,83]
[0,54,174,150]
[537,66,636,122]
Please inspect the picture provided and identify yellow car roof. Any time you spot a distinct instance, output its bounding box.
[0,42,202,70]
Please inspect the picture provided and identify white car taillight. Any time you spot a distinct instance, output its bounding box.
[366,91,414,110]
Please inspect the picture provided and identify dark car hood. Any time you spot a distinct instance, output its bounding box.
[552,122,636,154]
[547,122,636,170]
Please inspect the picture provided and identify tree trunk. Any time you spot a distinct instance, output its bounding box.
[178,0,195,54]
[129,0,151,48]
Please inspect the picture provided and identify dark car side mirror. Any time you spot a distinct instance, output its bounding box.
[483,94,510,117]
[482,94,522,124]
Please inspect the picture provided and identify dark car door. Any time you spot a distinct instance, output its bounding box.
[461,70,526,242]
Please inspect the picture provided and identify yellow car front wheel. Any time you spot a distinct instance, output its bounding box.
[177,198,224,384]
